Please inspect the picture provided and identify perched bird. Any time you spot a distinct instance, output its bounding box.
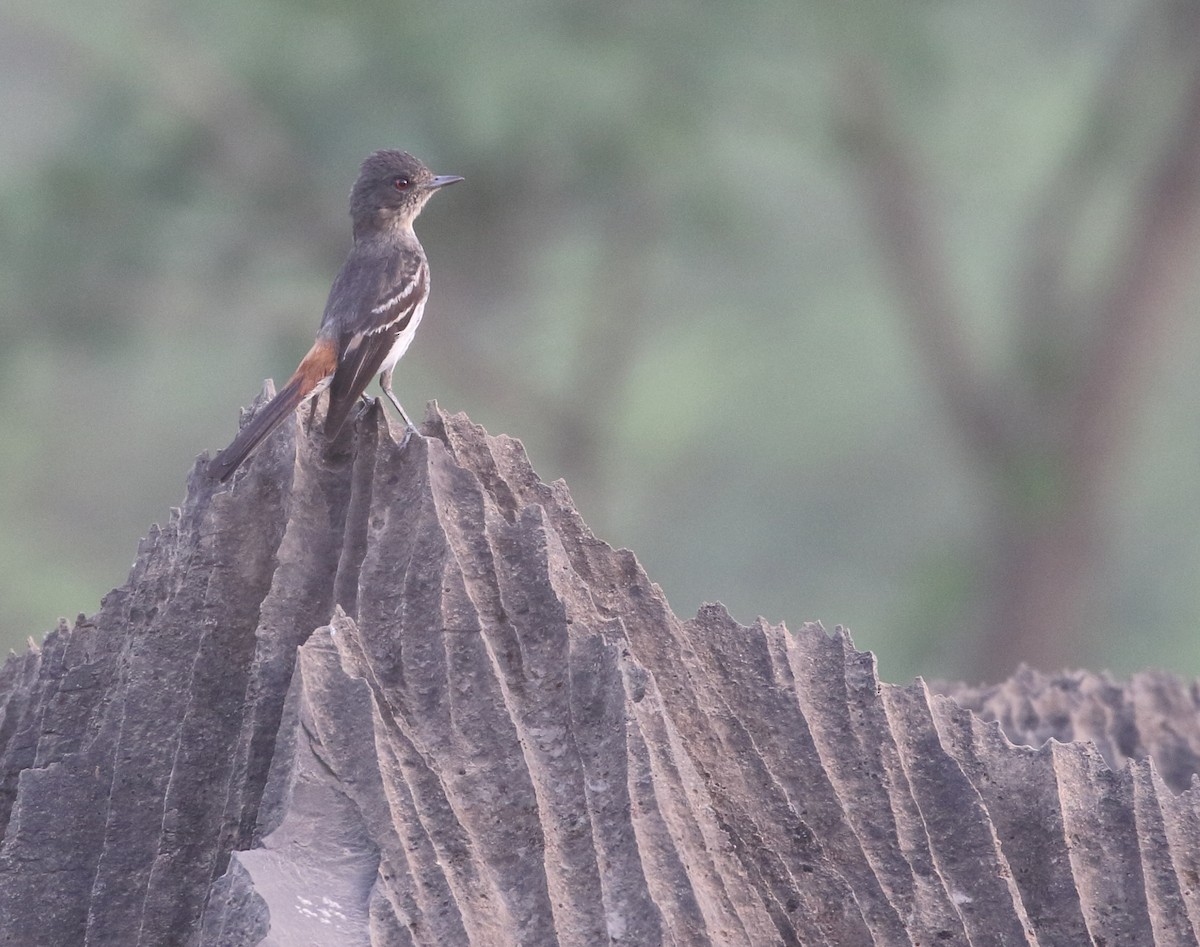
[208,150,462,482]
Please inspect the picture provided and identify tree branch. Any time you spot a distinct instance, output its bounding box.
[837,68,1015,470]
[1014,2,1200,352]
[1069,52,1200,485]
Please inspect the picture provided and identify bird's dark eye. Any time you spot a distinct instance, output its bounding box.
[393,177,410,191]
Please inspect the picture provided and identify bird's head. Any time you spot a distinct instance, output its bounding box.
[350,150,463,237]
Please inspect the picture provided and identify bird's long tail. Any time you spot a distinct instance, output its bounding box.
[208,338,337,482]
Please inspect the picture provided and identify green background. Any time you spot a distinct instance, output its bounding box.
[4,0,1200,685]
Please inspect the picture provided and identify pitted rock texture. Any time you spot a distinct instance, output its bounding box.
[938,665,1200,795]
[1,396,1199,946]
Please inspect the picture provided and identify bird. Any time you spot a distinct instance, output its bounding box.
[208,150,462,482]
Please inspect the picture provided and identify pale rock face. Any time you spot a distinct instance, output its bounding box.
[0,398,1197,946]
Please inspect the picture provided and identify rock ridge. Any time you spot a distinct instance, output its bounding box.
[0,398,1197,945]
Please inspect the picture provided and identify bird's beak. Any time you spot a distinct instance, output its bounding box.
[428,175,465,189]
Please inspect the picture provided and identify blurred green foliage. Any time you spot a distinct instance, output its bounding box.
[3,0,1200,684]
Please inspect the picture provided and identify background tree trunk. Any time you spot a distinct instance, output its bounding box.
[843,0,1200,678]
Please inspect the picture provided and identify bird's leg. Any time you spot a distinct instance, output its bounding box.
[379,367,417,446]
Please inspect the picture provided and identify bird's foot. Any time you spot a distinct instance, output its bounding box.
[398,422,418,450]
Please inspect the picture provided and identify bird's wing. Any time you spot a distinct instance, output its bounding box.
[324,256,429,438]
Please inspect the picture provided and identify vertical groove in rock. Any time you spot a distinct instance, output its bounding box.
[2,400,1200,944]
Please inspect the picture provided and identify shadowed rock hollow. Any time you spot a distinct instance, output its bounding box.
[1,394,1199,946]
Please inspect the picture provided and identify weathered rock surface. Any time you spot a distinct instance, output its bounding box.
[1,395,1200,945]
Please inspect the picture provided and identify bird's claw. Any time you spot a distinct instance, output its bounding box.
[398,422,418,450]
